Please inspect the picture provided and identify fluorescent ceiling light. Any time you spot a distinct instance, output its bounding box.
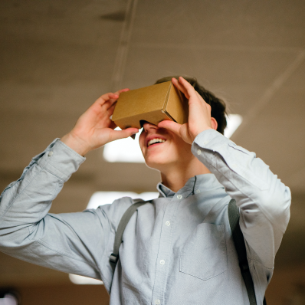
[87,191,159,209]
[103,115,242,163]
[224,114,242,138]
[69,274,103,285]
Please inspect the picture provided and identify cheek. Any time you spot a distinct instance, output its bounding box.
[170,137,193,157]
[170,136,185,150]
[158,140,181,161]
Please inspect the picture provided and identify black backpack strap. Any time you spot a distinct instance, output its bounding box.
[109,199,149,272]
[228,199,267,305]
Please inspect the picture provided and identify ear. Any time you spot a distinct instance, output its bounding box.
[211,117,218,131]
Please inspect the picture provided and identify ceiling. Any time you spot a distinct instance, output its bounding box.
[0,0,305,293]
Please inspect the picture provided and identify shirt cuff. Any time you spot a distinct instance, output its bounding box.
[191,129,224,165]
[37,139,86,182]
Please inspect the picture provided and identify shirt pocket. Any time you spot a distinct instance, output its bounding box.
[179,223,227,281]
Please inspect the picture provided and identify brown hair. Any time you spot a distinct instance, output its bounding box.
[155,76,227,135]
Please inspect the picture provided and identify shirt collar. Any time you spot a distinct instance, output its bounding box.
[157,174,223,199]
[157,183,176,198]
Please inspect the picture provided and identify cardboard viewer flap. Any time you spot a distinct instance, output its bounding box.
[163,84,188,124]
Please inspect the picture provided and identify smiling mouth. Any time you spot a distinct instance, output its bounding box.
[147,138,166,147]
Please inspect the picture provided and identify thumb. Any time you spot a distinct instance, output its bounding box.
[110,128,139,142]
[158,120,181,136]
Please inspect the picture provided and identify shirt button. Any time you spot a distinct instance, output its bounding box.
[165,221,170,226]
[177,195,182,200]
[48,151,54,157]
[197,149,201,155]
[204,141,208,145]
[195,189,201,194]
[160,260,165,265]
[155,300,161,305]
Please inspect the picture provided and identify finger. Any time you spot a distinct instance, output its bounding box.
[172,78,190,99]
[158,120,181,136]
[107,93,120,105]
[188,96,210,125]
[95,93,119,106]
[100,94,120,113]
[107,88,129,106]
[110,128,139,142]
[195,91,210,108]
[178,77,198,99]
[114,88,130,95]
[205,101,212,115]
[101,89,128,112]
[107,101,117,113]
[172,78,188,95]
[102,99,117,112]
[104,88,130,113]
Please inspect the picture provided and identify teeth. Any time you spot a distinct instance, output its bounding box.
[148,138,166,146]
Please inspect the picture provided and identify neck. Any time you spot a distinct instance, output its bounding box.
[160,157,211,193]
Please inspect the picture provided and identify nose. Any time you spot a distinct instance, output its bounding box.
[142,121,157,132]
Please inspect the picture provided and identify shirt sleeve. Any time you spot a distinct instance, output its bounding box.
[191,129,291,269]
[0,139,115,286]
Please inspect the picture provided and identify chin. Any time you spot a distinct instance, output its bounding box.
[144,158,164,170]
[142,144,179,169]
[144,154,175,171]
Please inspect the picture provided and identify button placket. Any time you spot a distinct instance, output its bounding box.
[151,200,174,303]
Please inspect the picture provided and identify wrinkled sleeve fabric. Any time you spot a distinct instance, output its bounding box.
[192,129,291,270]
[0,139,116,287]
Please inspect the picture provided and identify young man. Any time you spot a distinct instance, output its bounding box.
[0,77,290,304]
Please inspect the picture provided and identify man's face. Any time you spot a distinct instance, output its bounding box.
[139,121,194,171]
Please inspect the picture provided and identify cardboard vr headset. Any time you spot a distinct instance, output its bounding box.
[112,81,188,130]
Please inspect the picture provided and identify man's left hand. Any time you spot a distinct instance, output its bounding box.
[158,77,218,144]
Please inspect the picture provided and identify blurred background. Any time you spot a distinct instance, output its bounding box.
[1,0,305,304]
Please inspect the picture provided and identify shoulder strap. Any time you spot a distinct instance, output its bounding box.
[109,199,149,272]
[228,199,267,305]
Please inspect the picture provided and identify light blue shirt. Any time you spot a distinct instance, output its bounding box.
[0,130,291,305]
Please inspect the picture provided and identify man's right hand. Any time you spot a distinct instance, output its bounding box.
[61,90,139,156]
